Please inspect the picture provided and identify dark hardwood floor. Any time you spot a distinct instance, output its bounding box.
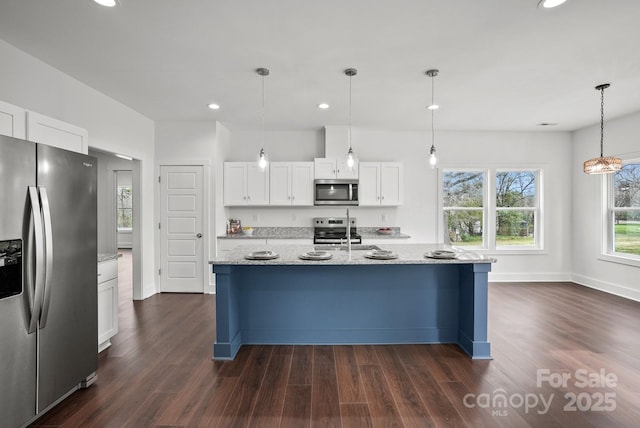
[30,254,640,427]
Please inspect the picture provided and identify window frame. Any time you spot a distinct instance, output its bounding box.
[441,169,488,249]
[116,184,133,231]
[600,158,640,267]
[439,166,545,254]
[494,168,542,250]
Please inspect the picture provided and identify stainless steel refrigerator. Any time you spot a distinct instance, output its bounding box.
[0,134,98,427]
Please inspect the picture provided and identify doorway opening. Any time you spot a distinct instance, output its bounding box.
[88,148,142,301]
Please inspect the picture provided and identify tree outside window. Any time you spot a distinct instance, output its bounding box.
[443,171,485,246]
[117,185,132,229]
[496,171,537,247]
[611,163,640,256]
[442,168,541,250]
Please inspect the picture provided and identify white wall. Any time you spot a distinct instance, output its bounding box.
[224,127,574,281]
[0,39,157,299]
[572,111,640,301]
[155,120,223,293]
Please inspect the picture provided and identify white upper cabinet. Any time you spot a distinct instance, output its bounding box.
[0,100,26,139]
[270,162,314,206]
[314,158,358,179]
[358,162,403,206]
[223,162,270,206]
[27,111,89,154]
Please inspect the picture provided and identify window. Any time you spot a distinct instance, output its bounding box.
[607,162,640,258]
[442,168,541,251]
[443,171,485,247]
[116,185,132,229]
[496,170,538,247]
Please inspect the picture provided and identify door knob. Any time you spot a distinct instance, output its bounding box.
[197,233,203,238]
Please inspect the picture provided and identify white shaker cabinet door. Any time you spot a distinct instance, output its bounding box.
[0,100,26,139]
[269,162,292,205]
[291,162,314,206]
[223,163,248,206]
[27,111,88,154]
[380,162,403,206]
[97,259,119,352]
[358,163,381,206]
[246,164,270,205]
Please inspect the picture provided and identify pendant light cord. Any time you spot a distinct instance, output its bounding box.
[600,86,605,158]
[262,73,265,147]
[349,73,352,151]
[431,74,435,149]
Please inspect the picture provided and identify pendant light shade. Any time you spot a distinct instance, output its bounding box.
[256,67,269,171]
[426,69,439,168]
[583,83,622,174]
[345,68,357,170]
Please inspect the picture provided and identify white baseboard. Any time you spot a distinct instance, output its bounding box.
[488,272,572,282]
[572,274,640,302]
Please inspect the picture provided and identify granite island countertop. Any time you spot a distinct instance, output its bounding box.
[217,226,410,240]
[211,243,495,265]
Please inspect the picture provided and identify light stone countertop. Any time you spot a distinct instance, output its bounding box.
[98,253,122,263]
[211,243,495,265]
[217,226,410,240]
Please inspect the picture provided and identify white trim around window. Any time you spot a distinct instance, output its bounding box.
[439,166,545,254]
[599,156,640,268]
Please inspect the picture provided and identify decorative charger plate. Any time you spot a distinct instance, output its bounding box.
[364,249,398,260]
[425,249,457,259]
[298,250,333,261]
[244,250,279,260]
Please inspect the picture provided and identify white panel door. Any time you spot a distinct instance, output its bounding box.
[26,111,88,154]
[160,165,204,293]
[0,100,26,138]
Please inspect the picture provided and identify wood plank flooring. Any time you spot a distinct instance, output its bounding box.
[30,254,640,427]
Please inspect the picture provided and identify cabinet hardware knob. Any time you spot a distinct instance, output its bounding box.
[197,233,203,238]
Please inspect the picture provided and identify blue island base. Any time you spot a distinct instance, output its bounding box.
[212,263,492,360]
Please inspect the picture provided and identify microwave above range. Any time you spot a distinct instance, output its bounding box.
[314,179,359,206]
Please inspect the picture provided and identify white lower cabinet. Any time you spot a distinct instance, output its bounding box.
[98,259,119,352]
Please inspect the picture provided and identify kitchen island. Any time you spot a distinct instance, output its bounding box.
[210,244,495,360]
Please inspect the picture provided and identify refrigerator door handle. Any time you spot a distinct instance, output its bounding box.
[27,186,46,334]
[38,187,54,328]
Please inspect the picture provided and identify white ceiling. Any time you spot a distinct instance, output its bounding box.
[1,0,640,133]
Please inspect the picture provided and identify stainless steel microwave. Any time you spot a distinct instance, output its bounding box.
[314,179,359,206]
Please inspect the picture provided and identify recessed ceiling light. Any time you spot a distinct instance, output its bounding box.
[93,0,117,7]
[207,103,220,110]
[318,103,329,109]
[538,0,568,9]
[427,104,439,110]
[537,123,558,126]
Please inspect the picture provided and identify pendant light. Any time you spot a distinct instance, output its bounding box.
[426,69,439,168]
[537,0,568,9]
[583,83,622,174]
[345,68,357,170]
[256,67,269,171]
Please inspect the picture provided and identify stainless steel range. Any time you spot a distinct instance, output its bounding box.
[313,217,362,244]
